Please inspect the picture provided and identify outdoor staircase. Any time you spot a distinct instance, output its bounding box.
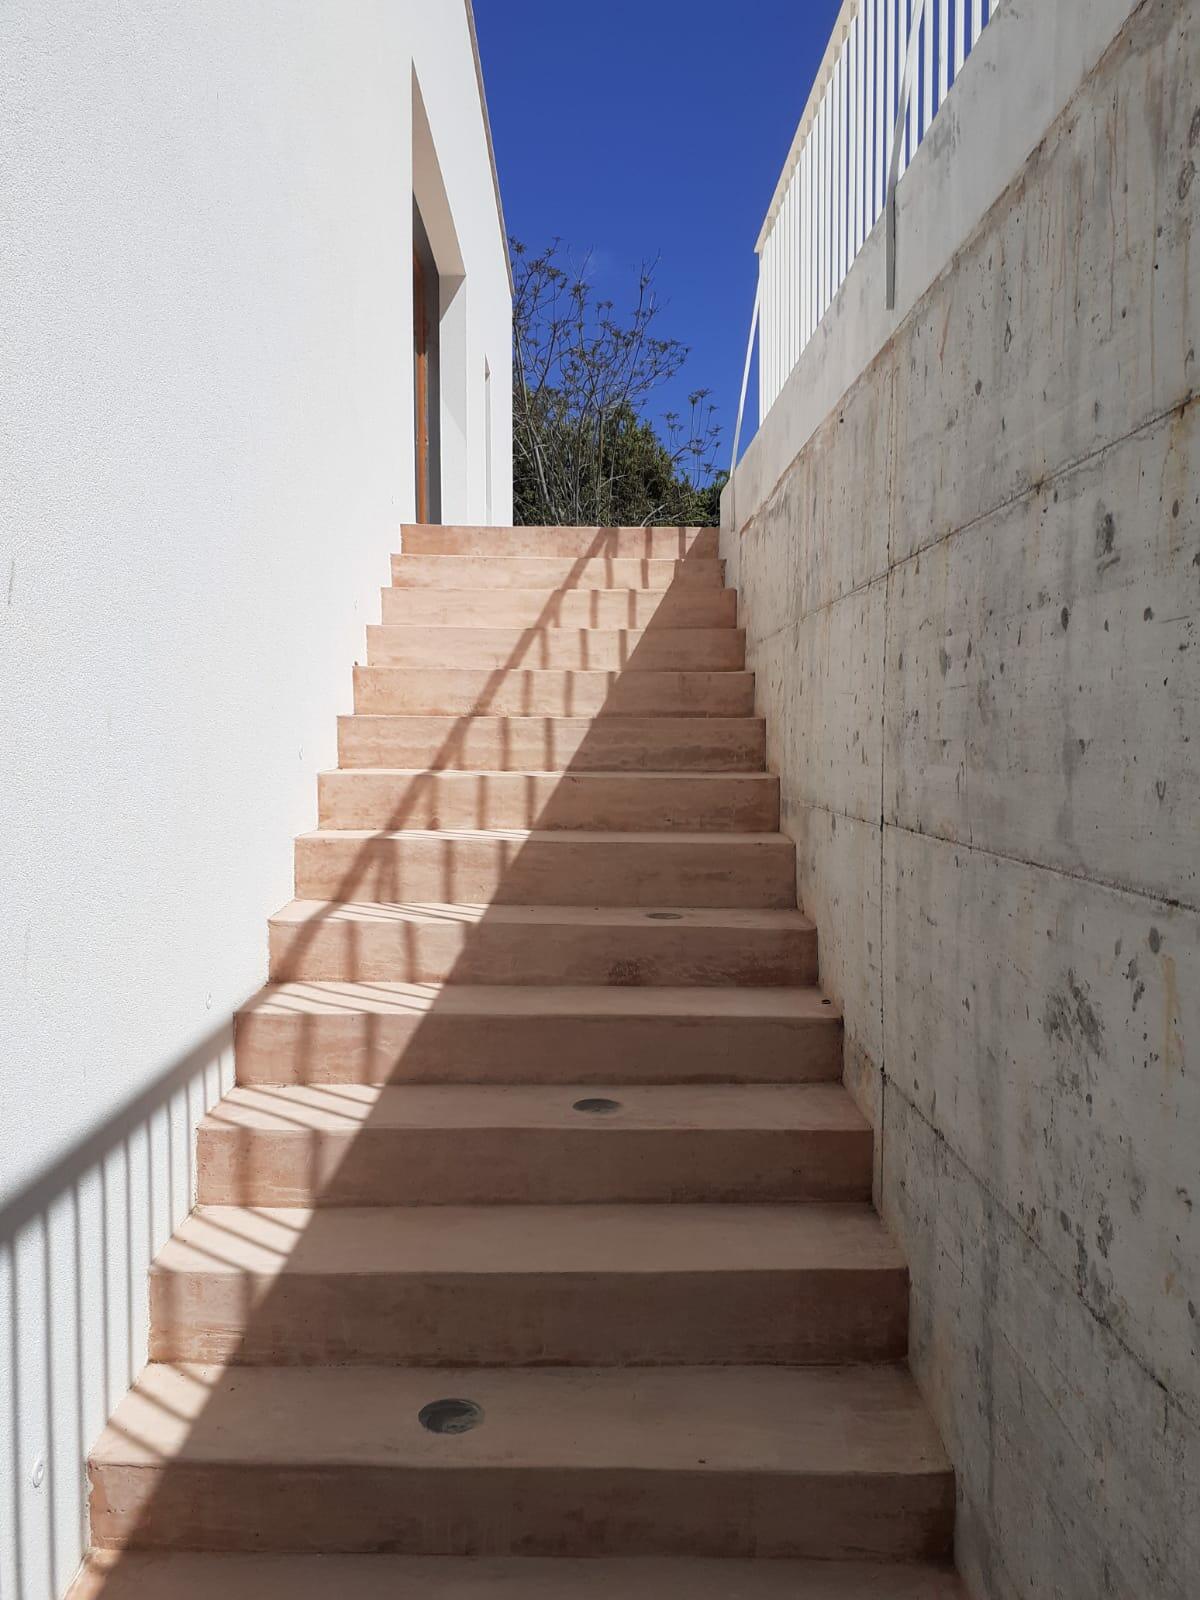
[71,526,962,1598]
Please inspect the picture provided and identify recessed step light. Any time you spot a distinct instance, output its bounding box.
[572,1097,623,1115]
[418,1399,484,1435]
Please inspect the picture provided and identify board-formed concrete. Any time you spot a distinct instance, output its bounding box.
[722,0,1199,1594]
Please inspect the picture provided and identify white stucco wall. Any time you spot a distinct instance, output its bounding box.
[0,4,510,1596]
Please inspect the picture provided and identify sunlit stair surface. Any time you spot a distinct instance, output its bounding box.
[72,524,963,1598]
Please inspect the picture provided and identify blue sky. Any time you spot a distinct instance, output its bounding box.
[474,0,843,477]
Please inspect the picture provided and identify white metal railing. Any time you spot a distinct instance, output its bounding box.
[749,0,1000,427]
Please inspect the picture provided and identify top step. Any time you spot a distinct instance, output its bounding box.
[401,526,719,560]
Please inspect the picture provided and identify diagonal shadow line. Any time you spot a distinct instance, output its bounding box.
[29,520,800,1588]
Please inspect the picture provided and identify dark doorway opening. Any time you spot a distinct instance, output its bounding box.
[412,202,441,524]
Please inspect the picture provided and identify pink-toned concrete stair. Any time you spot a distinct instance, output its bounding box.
[399,524,721,558]
[150,1202,908,1366]
[366,624,746,671]
[267,901,817,986]
[390,554,724,589]
[196,1083,873,1205]
[294,829,795,905]
[72,1553,965,1599]
[381,585,737,627]
[233,983,844,1085]
[89,1364,954,1559]
[337,714,767,770]
[73,523,960,1600]
[316,768,779,831]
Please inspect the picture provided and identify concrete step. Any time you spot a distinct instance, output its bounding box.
[336,715,767,773]
[266,902,817,987]
[380,585,737,630]
[89,1363,955,1557]
[234,983,843,1086]
[149,1203,908,1367]
[69,1553,968,1600]
[399,524,720,559]
[353,667,755,718]
[390,555,724,590]
[364,626,746,673]
[316,769,780,833]
[197,1082,872,1206]
[293,829,795,908]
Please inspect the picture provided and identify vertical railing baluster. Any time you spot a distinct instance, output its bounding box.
[938,0,950,107]
[861,8,871,254]
[906,0,918,169]
[954,0,966,74]
[789,175,798,372]
[809,133,819,340]
[971,0,983,48]
[839,41,849,284]
[864,0,876,232]
[848,16,859,263]
[826,77,834,316]
[897,0,909,176]
[831,56,841,297]
[923,0,933,136]
[875,0,886,221]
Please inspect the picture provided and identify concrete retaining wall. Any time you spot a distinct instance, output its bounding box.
[723,0,1198,1593]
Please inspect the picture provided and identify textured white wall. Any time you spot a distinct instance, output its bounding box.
[0,4,510,1596]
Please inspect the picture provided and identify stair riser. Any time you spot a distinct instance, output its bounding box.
[69,1553,971,1597]
[336,717,767,773]
[294,835,795,908]
[150,1270,908,1367]
[399,525,720,559]
[197,1127,873,1206]
[391,556,725,589]
[267,921,817,987]
[364,628,746,673]
[316,773,781,833]
[233,1012,843,1087]
[380,587,737,629]
[90,1463,954,1559]
[353,669,756,718]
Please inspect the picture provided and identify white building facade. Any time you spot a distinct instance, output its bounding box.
[0,5,511,1596]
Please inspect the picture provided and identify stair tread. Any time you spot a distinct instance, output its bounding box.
[356,667,753,681]
[240,981,838,1019]
[71,1553,965,1599]
[93,1362,951,1475]
[155,1202,903,1278]
[340,715,762,727]
[368,625,741,638]
[269,901,815,932]
[390,555,725,586]
[319,767,775,779]
[204,1081,862,1134]
[70,1553,963,1599]
[300,826,789,846]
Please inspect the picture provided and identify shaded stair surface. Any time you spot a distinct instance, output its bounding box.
[73,1555,965,1598]
[196,1081,875,1205]
[71,523,961,1599]
[90,1364,953,1558]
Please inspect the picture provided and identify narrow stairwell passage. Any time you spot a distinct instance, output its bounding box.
[69,525,963,1598]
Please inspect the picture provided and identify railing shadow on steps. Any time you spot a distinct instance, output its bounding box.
[7,523,789,1600]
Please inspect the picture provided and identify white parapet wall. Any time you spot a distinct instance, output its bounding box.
[0,5,510,1597]
[722,0,1198,1594]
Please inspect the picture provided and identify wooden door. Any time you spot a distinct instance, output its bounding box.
[413,246,430,523]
